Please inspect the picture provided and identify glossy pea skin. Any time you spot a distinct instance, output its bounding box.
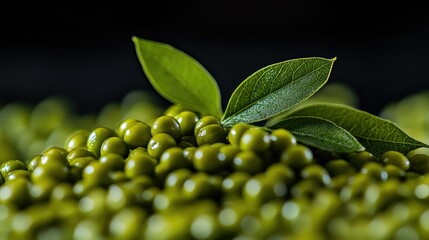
[29,178,57,202]
[269,129,297,153]
[87,127,116,158]
[66,148,94,163]
[147,133,177,159]
[164,168,193,189]
[183,147,198,165]
[109,207,147,239]
[265,163,295,186]
[6,169,30,182]
[219,145,241,168]
[233,150,263,175]
[117,118,140,138]
[50,182,75,202]
[193,145,226,173]
[196,124,226,146]
[31,160,70,183]
[301,164,332,186]
[243,175,286,204]
[222,172,251,196]
[175,111,199,136]
[380,151,410,171]
[227,123,252,146]
[65,130,90,152]
[151,116,182,141]
[183,173,215,200]
[0,160,26,177]
[408,154,429,174]
[70,156,96,169]
[159,147,190,173]
[348,151,377,169]
[325,159,355,177]
[100,137,129,158]
[194,116,221,137]
[40,147,69,168]
[27,155,42,172]
[106,184,135,212]
[124,154,157,178]
[164,104,191,117]
[123,121,152,149]
[0,178,30,208]
[361,162,385,180]
[239,128,271,152]
[382,165,406,180]
[99,153,125,171]
[280,144,314,171]
[82,161,110,188]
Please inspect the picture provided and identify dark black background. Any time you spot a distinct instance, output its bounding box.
[1,1,428,114]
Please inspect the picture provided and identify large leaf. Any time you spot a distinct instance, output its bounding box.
[284,103,429,156]
[132,37,222,118]
[268,116,365,153]
[221,57,336,127]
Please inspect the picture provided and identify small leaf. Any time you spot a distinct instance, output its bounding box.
[132,37,222,118]
[284,103,429,156]
[221,57,336,127]
[268,116,365,153]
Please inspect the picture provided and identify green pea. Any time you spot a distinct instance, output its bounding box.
[301,164,331,186]
[42,147,68,163]
[109,171,128,184]
[219,145,241,168]
[27,155,42,172]
[106,184,135,212]
[194,116,221,137]
[164,104,191,117]
[147,133,177,159]
[265,163,295,186]
[227,123,252,146]
[128,147,151,159]
[141,187,161,207]
[243,175,286,204]
[0,160,26,177]
[50,183,75,202]
[239,128,271,152]
[196,124,226,146]
[117,118,140,138]
[329,175,349,192]
[70,156,96,169]
[361,162,385,180]
[165,169,193,189]
[124,153,157,178]
[100,137,129,158]
[190,213,221,240]
[222,172,251,196]
[29,178,56,202]
[363,180,401,214]
[325,159,355,177]
[183,173,215,200]
[66,148,94,163]
[380,151,410,171]
[151,116,182,141]
[65,130,90,152]
[348,151,377,169]
[280,144,313,171]
[383,165,406,180]
[99,153,125,171]
[72,180,95,198]
[0,178,30,208]
[339,173,374,201]
[87,127,116,158]
[269,129,297,153]
[109,207,147,239]
[290,179,321,198]
[123,121,152,149]
[159,147,190,173]
[39,148,69,169]
[183,147,198,165]
[6,169,30,182]
[31,160,69,183]
[82,161,110,187]
[193,145,226,173]
[153,189,186,211]
[408,154,429,174]
[233,150,263,175]
[78,188,108,217]
[175,111,199,136]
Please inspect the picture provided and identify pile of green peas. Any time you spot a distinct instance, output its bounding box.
[1,103,429,240]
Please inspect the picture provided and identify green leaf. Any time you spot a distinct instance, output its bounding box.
[284,103,429,156]
[268,116,365,153]
[221,57,336,127]
[132,37,222,118]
